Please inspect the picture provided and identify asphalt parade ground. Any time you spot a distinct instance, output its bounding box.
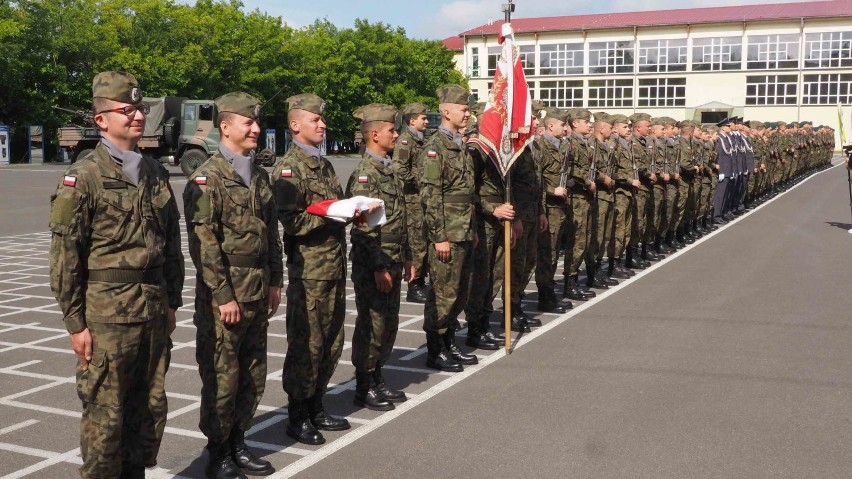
[0,155,850,478]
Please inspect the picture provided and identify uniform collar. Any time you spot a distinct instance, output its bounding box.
[290,140,322,168]
[439,126,463,148]
[218,144,254,186]
[543,133,561,150]
[365,148,393,170]
[100,135,143,185]
[407,126,424,141]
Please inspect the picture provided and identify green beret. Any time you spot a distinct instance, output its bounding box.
[353,103,398,123]
[677,120,696,128]
[287,93,326,115]
[92,71,142,105]
[402,102,428,116]
[568,108,592,123]
[215,91,261,120]
[436,84,469,105]
[610,114,629,125]
[629,112,651,124]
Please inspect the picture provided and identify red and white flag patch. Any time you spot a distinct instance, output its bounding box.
[427,150,437,158]
[281,169,292,177]
[401,140,409,145]
[62,175,77,187]
[358,175,369,183]
[195,176,207,185]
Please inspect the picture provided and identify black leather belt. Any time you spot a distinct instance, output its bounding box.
[88,267,163,284]
[226,254,263,268]
[381,233,407,244]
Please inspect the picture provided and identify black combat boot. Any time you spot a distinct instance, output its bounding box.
[353,371,394,411]
[373,367,406,403]
[608,257,632,279]
[286,399,325,445]
[443,329,478,365]
[508,303,532,332]
[563,275,594,300]
[537,286,567,312]
[704,217,717,231]
[308,393,350,431]
[229,428,274,476]
[425,331,463,372]
[512,301,541,327]
[206,441,247,479]
[481,314,503,344]
[118,465,146,479]
[694,219,707,234]
[405,277,428,303]
[642,243,661,261]
[625,246,646,269]
[595,261,617,286]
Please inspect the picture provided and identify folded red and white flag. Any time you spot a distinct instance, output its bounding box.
[306,196,386,226]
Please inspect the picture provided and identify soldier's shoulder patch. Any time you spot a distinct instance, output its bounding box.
[195,176,208,185]
[62,175,77,187]
[280,169,293,178]
[401,140,409,146]
[358,175,369,183]
[427,150,438,158]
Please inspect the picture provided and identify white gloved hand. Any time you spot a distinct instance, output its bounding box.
[718,174,725,181]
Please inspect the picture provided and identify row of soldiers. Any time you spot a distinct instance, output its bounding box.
[48,71,836,479]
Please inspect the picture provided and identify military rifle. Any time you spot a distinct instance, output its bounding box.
[53,106,95,125]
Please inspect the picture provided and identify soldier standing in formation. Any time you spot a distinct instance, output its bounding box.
[273,93,354,445]
[346,104,413,411]
[49,71,184,479]
[184,92,282,479]
[419,85,479,372]
[393,102,430,303]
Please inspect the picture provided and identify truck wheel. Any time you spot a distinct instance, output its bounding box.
[163,117,180,149]
[179,149,207,176]
[73,148,94,163]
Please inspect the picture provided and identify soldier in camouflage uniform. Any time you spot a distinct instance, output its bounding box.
[347,104,414,411]
[674,120,701,244]
[49,71,184,479]
[610,114,638,277]
[662,118,685,249]
[184,93,282,479]
[273,93,353,445]
[588,112,620,287]
[393,102,430,303]
[420,85,478,372]
[647,118,673,256]
[626,113,655,269]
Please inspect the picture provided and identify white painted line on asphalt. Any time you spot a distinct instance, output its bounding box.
[0,447,81,479]
[0,420,39,436]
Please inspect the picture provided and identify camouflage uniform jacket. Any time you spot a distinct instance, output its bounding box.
[594,137,615,202]
[510,146,543,222]
[345,151,411,270]
[676,136,700,180]
[612,136,635,197]
[184,152,283,305]
[469,141,506,220]
[419,129,476,243]
[273,143,346,280]
[537,134,566,207]
[49,142,184,334]
[392,127,426,195]
[652,138,668,177]
[565,132,597,193]
[630,133,653,191]
[665,138,678,178]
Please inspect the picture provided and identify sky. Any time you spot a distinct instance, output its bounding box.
[228,0,807,40]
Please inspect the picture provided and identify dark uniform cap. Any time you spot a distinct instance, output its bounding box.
[353,103,398,123]
[677,120,696,128]
[610,114,629,125]
[92,71,142,105]
[402,102,428,116]
[628,112,651,124]
[287,93,326,115]
[716,117,733,127]
[568,108,592,122]
[436,84,470,105]
[215,91,261,120]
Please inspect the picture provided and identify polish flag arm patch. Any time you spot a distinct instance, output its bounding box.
[427,150,437,158]
[280,169,293,177]
[401,140,409,145]
[358,175,369,183]
[62,176,77,187]
[195,176,207,185]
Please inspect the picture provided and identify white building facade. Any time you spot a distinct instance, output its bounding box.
[453,1,852,145]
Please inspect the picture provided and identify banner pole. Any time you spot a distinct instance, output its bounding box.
[504,171,512,354]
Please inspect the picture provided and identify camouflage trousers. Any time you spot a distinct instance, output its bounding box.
[351,262,402,373]
[594,194,615,261]
[466,217,505,335]
[691,180,704,221]
[565,194,593,276]
[425,241,473,335]
[647,185,666,242]
[404,195,429,279]
[511,218,538,303]
[630,188,650,247]
[666,183,680,235]
[282,278,346,400]
[196,297,268,444]
[700,179,714,218]
[535,204,567,288]
[613,189,633,259]
[78,320,171,479]
[674,178,691,228]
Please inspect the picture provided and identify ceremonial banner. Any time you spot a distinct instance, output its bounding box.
[838,104,848,144]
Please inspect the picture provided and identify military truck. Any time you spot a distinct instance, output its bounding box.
[57,96,221,176]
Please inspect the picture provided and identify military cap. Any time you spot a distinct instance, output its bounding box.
[777,121,787,127]
[471,102,486,117]
[789,121,799,128]
[705,125,719,133]
[610,114,629,125]
[353,103,398,123]
[531,100,547,117]
[716,117,733,127]
[750,120,765,129]
[287,93,326,115]
[568,108,592,122]
[677,120,696,128]
[659,117,677,127]
[436,84,470,105]
[402,102,428,116]
[628,112,651,124]
[593,112,610,123]
[92,71,142,105]
[650,117,665,127]
[215,91,261,120]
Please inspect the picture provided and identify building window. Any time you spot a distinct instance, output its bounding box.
[588,79,633,107]
[589,41,635,74]
[692,37,742,71]
[470,47,480,77]
[486,46,501,76]
[539,43,584,75]
[804,31,852,68]
[802,73,852,104]
[519,45,536,77]
[745,75,797,105]
[538,80,584,108]
[638,39,687,73]
[747,34,799,70]
[637,78,686,107]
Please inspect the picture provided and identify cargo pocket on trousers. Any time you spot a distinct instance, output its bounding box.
[76,350,109,403]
